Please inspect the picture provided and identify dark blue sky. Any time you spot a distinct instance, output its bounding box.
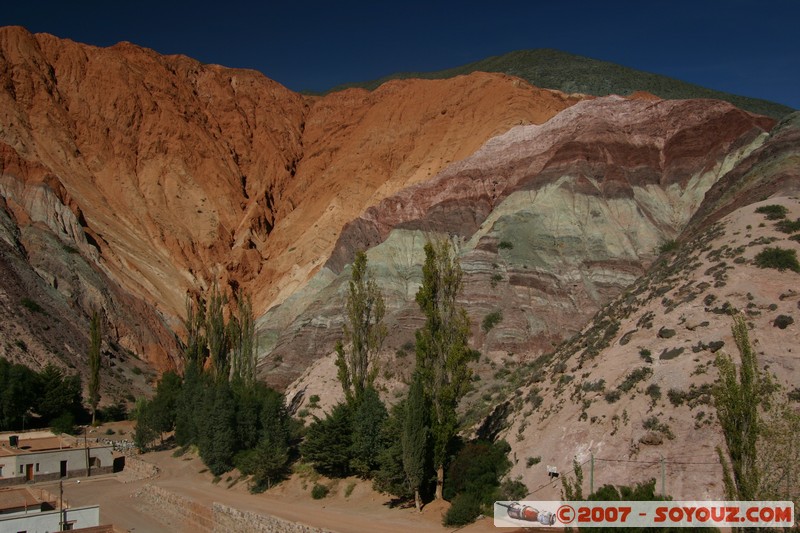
[3,1,798,109]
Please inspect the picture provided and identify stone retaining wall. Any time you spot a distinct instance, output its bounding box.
[133,484,213,531]
[133,485,334,532]
[212,503,333,533]
[118,456,158,483]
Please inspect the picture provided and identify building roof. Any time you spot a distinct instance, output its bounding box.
[0,487,42,512]
[0,435,111,457]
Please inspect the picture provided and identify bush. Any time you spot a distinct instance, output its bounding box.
[667,388,685,406]
[20,298,45,314]
[646,384,661,402]
[498,240,514,250]
[51,412,77,435]
[443,492,483,526]
[754,247,800,272]
[500,478,528,500]
[311,483,329,499]
[482,311,503,333]
[755,204,788,220]
[618,367,653,393]
[526,456,541,468]
[604,390,621,403]
[773,315,794,329]
[658,240,679,254]
[776,218,800,233]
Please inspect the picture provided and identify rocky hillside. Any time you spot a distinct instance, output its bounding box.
[270,96,772,389]
[0,26,578,379]
[491,114,800,500]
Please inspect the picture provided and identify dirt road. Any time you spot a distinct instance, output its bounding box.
[37,449,502,533]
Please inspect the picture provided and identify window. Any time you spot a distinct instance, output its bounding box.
[35,463,39,472]
[19,465,23,474]
[0,465,3,476]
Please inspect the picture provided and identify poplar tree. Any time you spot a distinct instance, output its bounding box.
[230,291,256,385]
[402,372,428,511]
[88,311,101,425]
[335,250,387,404]
[713,314,762,501]
[415,239,475,500]
[206,286,229,380]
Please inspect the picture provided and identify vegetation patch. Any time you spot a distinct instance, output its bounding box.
[618,367,653,393]
[776,218,800,234]
[20,298,46,314]
[754,247,800,272]
[311,483,330,499]
[773,314,794,329]
[755,204,788,220]
[482,310,503,333]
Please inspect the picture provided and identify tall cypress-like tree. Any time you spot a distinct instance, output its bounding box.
[403,372,428,511]
[183,294,207,367]
[88,311,101,424]
[335,250,387,405]
[350,386,388,476]
[713,314,763,501]
[415,239,475,500]
[206,286,229,380]
[230,291,257,385]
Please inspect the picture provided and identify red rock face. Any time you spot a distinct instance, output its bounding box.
[329,97,774,272]
[0,26,581,371]
[263,97,775,390]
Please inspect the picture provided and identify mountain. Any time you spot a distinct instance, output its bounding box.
[328,49,795,120]
[2,25,798,501]
[0,26,579,381]
[494,114,800,499]
[277,96,773,391]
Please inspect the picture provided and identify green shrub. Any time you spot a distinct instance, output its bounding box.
[344,480,356,497]
[526,456,541,468]
[755,204,788,220]
[498,240,514,250]
[20,298,45,314]
[500,478,528,500]
[667,388,685,406]
[482,310,503,333]
[658,240,679,254]
[646,384,661,402]
[776,218,800,233]
[618,367,653,393]
[51,412,77,435]
[581,379,605,392]
[311,483,330,499]
[754,247,800,272]
[604,390,621,403]
[443,492,483,526]
[490,273,503,287]
[773,315,794,329]
[788,388,800,402]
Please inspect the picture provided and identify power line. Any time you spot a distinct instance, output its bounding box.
[594,456,719,465]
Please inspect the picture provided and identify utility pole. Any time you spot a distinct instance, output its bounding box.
[59,480,63,531]
[660,454,666,497]
[590,453,594,495]
[84,426,90,477]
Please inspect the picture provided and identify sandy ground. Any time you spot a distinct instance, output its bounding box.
[31,424,509,533]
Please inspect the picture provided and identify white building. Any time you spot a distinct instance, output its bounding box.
[0,486,102,532]
[0,433,116,486]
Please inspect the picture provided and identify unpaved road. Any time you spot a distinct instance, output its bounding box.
[35,449,504,533]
